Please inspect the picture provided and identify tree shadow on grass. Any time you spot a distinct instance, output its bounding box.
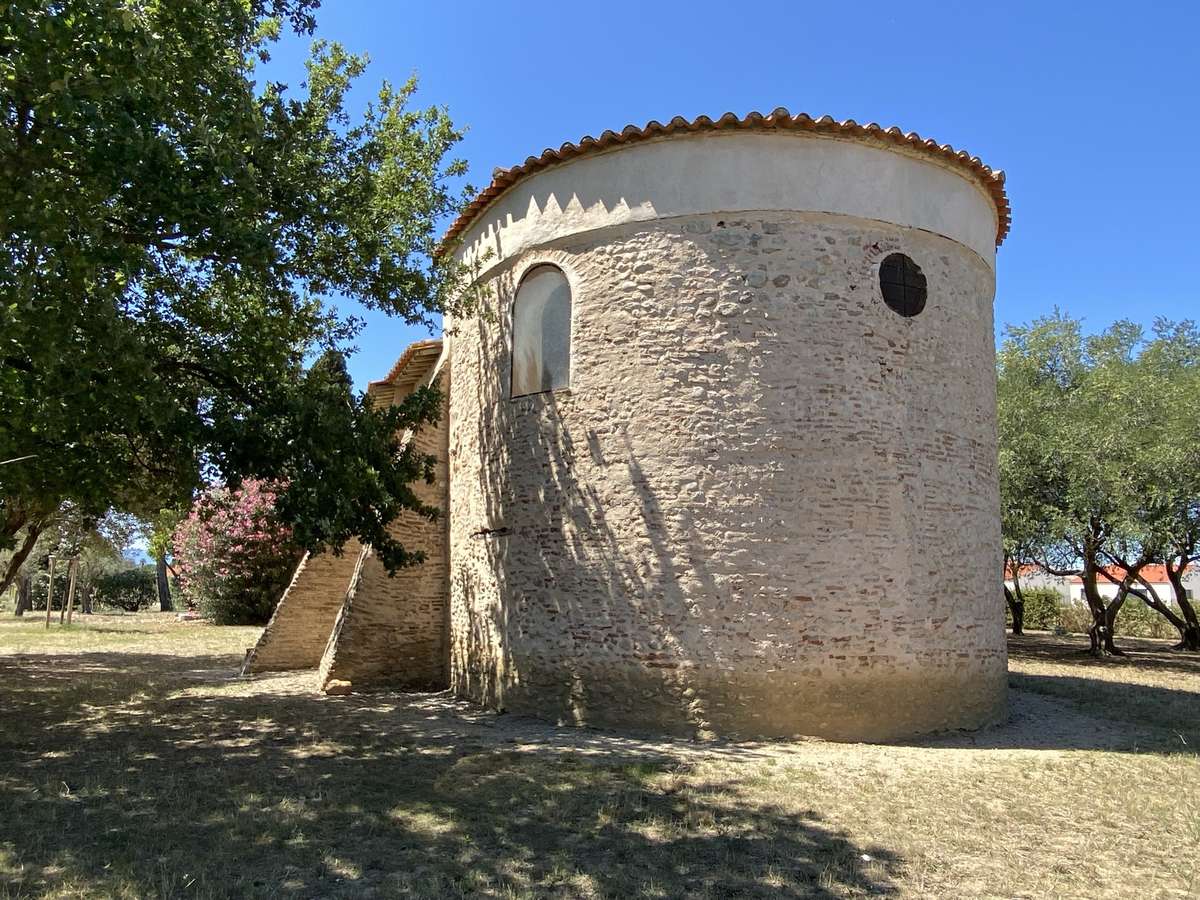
[1007,632,1200,678]
[1009,672,1196,746]
[0,652,902,898]
[893,634,1200,754]
[901,674,1198,755]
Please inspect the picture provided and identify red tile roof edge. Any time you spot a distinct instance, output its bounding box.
[1006,564,1179,585]
[1066,565,1175,585]
[368,338,443,388]
[440,109,1011,254]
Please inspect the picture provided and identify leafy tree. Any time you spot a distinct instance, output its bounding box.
[999,315,1141,654]
[1094,320,1200,649]
[1,0,466,572]
[142,509,182,613]
[27,566,72,613]
[94,568,157,612]
[997,314,1087,637]
[0,515,50,601]
[998,314,1200,654]
[997,348,1061,635]
[1002,587,1060,632]
[74,523,137,614]
[5,506,134,614]
[172,478,298,624]
[2,501,90,612]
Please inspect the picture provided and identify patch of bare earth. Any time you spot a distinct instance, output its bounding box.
[0,616,1197,898]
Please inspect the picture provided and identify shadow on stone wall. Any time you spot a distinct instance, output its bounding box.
[450,216,1006,741]
[454,260,731,735]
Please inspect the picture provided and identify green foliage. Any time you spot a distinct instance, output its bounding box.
[1011,592,1183,640]
[997,314,1200,648]
[94,568,158,612]
[1003,587,1072,632]
[219,350,444,571]
[2,505,137,607]
[1056,601,1093,636]
[28,569,71,611]
[0,0,467,570]
[191,584,281,627]
[1115,600,1180,640]
[142,509,181,564]
[1021,588,1062,631]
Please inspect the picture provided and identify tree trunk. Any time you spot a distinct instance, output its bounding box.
[0,522,42,599]
[45,556,56,628]
[1004,585,1024,635]
[1081,565,1105,654]
[1119,571,1189,645]
[64,559,77,625]
[14,574,31,616]
[1102,590,1128,655]
[1166,566,1200,651]
[1012,565,1029,634]
[156,551,173,612]
[0,511,28,562]
[1081,561,1125,656]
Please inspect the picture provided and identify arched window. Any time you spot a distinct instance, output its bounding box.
[511,265,572,398]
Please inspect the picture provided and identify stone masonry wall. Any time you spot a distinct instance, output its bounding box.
[317,373,451,692]
[242,542,362,673]
[448,211,1006,741]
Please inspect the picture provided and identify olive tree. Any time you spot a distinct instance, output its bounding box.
[1097,320,1200,649]
[998,314,1200,653]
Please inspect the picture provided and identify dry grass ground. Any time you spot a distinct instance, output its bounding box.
[0,614,1197,899]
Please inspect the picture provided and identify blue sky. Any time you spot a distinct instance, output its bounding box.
[267,0,1199,389]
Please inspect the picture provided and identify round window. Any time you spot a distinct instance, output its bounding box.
[878,253,927,317]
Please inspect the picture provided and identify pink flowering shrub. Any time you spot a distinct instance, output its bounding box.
[172,479,299,624]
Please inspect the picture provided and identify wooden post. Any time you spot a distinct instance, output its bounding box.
[65,559,78,626]
[45,555,56,629]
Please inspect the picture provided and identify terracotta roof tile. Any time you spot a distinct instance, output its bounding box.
[369,338,443,388]
[1007,564,1180,585]
[1067,565,1175,585]
[441,109,1011,253]
[1004,564,1044,579]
